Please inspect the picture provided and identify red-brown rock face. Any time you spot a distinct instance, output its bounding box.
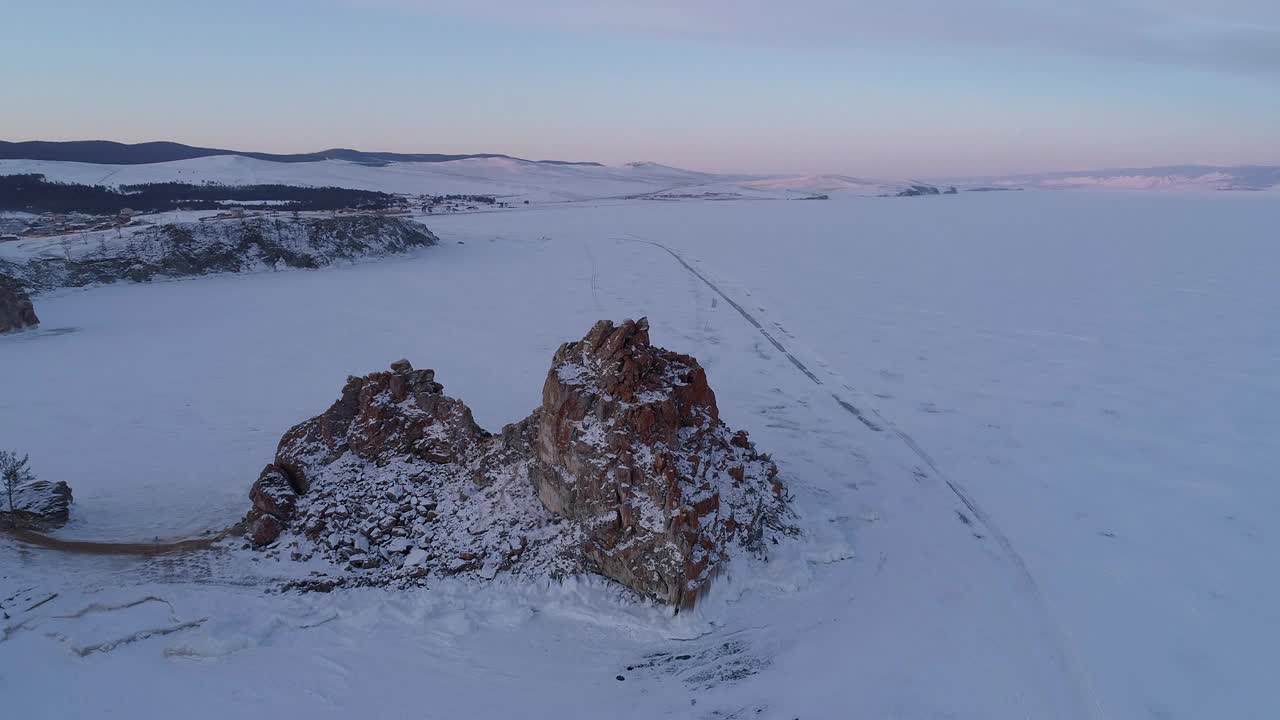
[246,320,790,607]
[533,318,784,607]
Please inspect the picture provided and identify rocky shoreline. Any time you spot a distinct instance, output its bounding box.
[1,215,438,293]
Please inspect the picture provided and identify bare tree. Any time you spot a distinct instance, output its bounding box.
[1,451,35,526]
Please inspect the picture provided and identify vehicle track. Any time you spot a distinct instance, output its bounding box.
[623,237,881,431]
[627,234,1106,720]
[583,240,602,310]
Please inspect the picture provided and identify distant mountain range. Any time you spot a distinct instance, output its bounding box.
[945,165,1280,192]
[0,140,602,167]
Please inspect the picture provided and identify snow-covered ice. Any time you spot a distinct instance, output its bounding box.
[2,190,1278,718]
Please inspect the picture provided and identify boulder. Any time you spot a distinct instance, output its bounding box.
[0,273,39,334]
[245,464,299,546]
[3,480,72,529]
[247,512,284,546]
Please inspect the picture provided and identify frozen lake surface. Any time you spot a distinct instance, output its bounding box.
[3,191,1277,718]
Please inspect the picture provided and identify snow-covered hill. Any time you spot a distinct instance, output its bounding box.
[0,155,925,202]
[738,173,906,195]
[0,139,603,167]
[0,155,748,203]
[7,154,1274,204]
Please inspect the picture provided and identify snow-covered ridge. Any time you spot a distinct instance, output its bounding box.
[0,155,754,203]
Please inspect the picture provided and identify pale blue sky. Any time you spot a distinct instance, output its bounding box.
[5,0,1278,175]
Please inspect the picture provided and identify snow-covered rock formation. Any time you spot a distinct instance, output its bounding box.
[532,318,788,606]
[2,215,438,292]
[2,480,73,529]
[245,319,792,606]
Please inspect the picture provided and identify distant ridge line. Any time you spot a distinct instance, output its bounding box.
[0,140,603,167]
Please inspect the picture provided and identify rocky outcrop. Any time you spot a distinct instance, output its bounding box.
[4,215,438,292]
[532,319,785,606]
[3,480,72,529]
[246,359,567,583]
[246,319,792,605]
[273,362,483,488]
[0,273,39,333]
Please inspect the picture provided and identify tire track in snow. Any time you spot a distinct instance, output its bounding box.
[628,235,1107,720]
[583,240,602,311]
[623,237,882,432]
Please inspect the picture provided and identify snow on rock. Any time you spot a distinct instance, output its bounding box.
[245,356,579,587]
[533,318,791,607]
[244,319,794,606]
[1,215,438,292]
[2,479,73,529]
[0,271,39,332]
